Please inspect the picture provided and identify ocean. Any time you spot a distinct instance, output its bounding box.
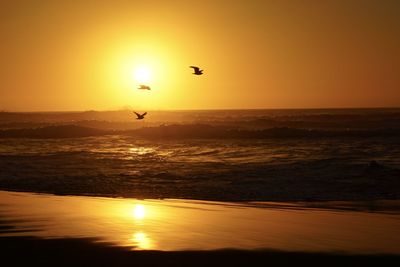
[0,108,399,201]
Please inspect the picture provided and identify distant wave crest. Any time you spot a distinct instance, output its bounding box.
[0,125,109,138]
[1,124,399,139]
[128,124,400,139]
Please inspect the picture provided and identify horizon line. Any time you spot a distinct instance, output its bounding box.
[1,106,400,113]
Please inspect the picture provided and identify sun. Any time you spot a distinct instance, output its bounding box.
[133,66,152,84]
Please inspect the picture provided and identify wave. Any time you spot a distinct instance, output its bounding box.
[1,123,399,139]
[2,109,400,130]
[1,152,399,201]
[0,125,110,138]
[126,124,400,139]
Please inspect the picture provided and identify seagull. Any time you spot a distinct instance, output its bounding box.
[189,66,204,75]
[134,112,147,120]
[138,85,151,90]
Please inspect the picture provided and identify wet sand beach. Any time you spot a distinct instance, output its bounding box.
[1,190,399,266]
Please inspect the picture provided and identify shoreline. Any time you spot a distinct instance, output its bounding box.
[1,189,399,262]
[1,188,399,214]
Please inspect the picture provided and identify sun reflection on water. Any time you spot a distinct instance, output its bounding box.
[131,232,153,250]
[129,147,155,155]
[1,191,399,253]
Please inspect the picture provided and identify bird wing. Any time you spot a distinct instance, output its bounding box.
[142,112,147,116]
[190,66,200,71]
[133,112,140,117]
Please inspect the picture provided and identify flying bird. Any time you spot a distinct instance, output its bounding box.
[134,112,147,120]
[190,66,204,75]
[138,85,151,90]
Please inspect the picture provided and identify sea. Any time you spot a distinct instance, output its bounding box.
[0,108,399,201]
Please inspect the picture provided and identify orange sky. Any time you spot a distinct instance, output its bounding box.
[1,0,399,111]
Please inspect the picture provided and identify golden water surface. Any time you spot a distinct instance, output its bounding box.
[0,191,399,253]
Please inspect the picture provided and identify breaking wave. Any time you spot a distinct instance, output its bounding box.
[0,124,399,139]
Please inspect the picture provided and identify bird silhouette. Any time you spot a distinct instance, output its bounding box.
[138,85,151,90]
[134,112,147,120]
[190,66,204,75]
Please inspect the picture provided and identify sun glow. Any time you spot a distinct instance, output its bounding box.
[133,66,152,84]
[102,41,188,110]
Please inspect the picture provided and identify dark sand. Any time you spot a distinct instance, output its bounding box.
[1,236,399,267]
